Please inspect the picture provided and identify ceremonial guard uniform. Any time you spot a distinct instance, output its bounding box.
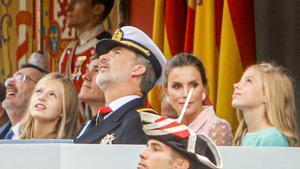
[59,25,111,92]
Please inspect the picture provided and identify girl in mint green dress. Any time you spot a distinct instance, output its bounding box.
[232,63,299,147]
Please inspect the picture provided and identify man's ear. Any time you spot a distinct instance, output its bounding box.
[173,158,190,169]
[93,3,105,16]
[131,65,146,77]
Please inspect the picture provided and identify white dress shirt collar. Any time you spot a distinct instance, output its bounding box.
[104,95,141,119]
[108,95,141,112]
[11,122,21,139]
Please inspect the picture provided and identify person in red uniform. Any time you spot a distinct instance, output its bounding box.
[59,0,114,92]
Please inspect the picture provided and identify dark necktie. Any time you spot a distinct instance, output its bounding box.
[95,106,112,125]
[4,129,14,139]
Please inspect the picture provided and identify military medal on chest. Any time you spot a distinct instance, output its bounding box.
[72,55,87,80]
[100,133,116,144]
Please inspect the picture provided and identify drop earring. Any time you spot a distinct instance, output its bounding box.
[166,96,170,103]
[201,93,206,101]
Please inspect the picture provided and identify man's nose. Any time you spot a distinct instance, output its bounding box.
[233,82,241,89]
[82,71,92,81]
[139,149,148,159]
[5,77,15,88]
[99,53,109,61]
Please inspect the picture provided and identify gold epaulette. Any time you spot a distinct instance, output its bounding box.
[137,108,159,115]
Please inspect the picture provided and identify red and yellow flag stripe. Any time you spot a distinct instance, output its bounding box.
[216,0,256,131]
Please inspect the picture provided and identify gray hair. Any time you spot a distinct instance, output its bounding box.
[135,53,156,96]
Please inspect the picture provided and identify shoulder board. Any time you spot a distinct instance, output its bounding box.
[137,108,159,115]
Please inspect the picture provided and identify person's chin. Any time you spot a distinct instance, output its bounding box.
[232,101,244,109]
[30,111,41,118]
[79,88,90,97]
[79,91,93,98]
[179,104,192,111]
[3,99,15,105]
[137,163,147,169]
[231,100,237,107]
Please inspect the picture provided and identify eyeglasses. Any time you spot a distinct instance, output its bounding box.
[5,73,38,87]
[5,73,38,85]
[14,73,37,83]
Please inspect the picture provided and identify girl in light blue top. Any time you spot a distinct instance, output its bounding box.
[232,63,299,147]
[241,127,289,146]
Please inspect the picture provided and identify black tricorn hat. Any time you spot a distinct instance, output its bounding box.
[140,112,223,169]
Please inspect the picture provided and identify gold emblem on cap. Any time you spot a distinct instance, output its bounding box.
[112,29,123,41]
[112,29,151,57]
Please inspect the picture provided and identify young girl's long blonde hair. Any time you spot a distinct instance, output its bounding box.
[233,63,299,146]
[19,73,80,139]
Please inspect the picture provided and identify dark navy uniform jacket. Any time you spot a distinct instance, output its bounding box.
[0,122,11,139]
[74,98,147,144]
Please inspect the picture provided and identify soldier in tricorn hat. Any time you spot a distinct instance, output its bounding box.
[138,112,223,169]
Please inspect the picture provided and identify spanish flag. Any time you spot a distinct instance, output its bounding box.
[184,0,196,53]
[216,0,256,131]
[192,0,221,105]
[148,0,187,111]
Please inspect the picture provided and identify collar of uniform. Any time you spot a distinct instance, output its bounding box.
[108,95,141,112]
[78,24,104,46]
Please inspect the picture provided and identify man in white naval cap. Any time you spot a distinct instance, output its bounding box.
[138,112,223,169]
[75,26,166,144]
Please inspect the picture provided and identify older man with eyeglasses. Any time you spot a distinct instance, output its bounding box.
[0,83,10,139]
[2,54,48,139]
